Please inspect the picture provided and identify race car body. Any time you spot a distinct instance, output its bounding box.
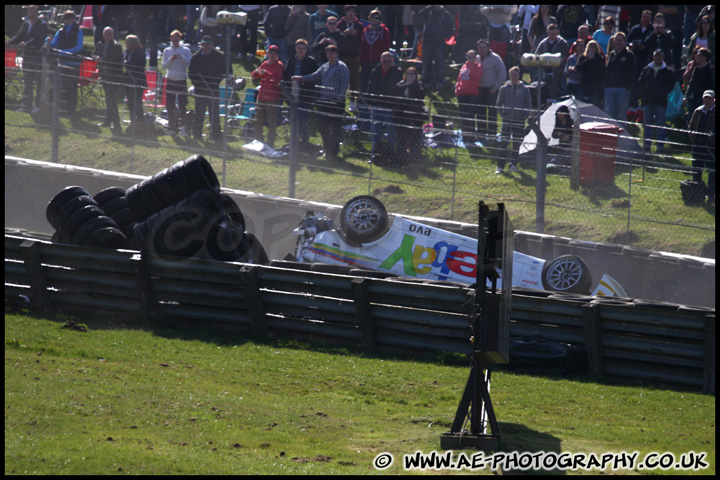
[293,196,627,296]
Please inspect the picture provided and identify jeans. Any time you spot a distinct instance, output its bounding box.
[642,104,667,152]
[371,107,396,149]
[477,87,498,136]
[497,118,525,170]
[254,100,280,148]
[422,40,445,86]
[165,78,188,131]
[193,92,221,139]
[604,87,629,121]
[266,37,288,65]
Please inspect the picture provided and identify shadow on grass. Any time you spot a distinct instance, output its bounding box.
[497,422,565,475]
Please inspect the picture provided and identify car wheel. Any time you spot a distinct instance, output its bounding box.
[137,178,165,219]
[219,194,246,231]
[340,195,389,243]
[63,205,105,242]
[50,195,98,231]
[125,184,149,223]
[166,160,195,199]
[77,226,127,249]
[93,186,126,206]
[100,196,128,216]
[183,154,220,192]
[71,216,120,245]
[541,255,592,294]
[46,186,91,228]
[152,168,180,207]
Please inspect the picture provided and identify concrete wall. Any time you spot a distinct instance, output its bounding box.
[5,156,715,308]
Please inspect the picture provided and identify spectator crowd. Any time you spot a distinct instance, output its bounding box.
[6,5,716,201]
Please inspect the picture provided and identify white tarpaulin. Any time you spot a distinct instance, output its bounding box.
[519,97,643,161]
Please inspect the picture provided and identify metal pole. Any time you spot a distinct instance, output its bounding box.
[222,24,232,188]
[285,81,299,198]
[51,58,60,163]
[535,66,545,233]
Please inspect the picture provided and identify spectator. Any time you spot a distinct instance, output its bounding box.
[50,10,84,117]
[185,5,201,45]
[685,15,715,66]
[311,16,347,64]
[682,46,702,88]
[627,10,655,108]
[476,39,507,139]
[688,90,715,203]
[123,34,147,128]
[556,5,588,47]
[359,10,391,92]
[638,49,675,155]
[292,44,349,161]
[198,5,223,46]
[575,39,605,108]
[528,5,557,53]
[628,10,655,69]
[366,51,404,155]
[592,16,616,55]
[282,38,319,146]
[576,24,592,46]
[10,5,48,114]
[264,4,291,64]
[392,67,426,165]
[479,5,518,64]
[309,5,339,43]
[91,6,119,50]
[495,66,532,174]
[517,5,540,59]
[161,30,193,136]
[645,13,675,70]
[92,27,124,130]
[338,5,365,110]
[548,104,574,168]
[134,6,163,70]
[685,48,715,115]
[535,23,570,101]
[237,5,262,59]
[251,44,285,148]
[563,37,585,97]
[656,5,684,74]
[454,49,483,145]
[188,35,225,141]
[415,5,454,91]
[285,5,310,59]
[603,32,636,121]
[594,5,621,31]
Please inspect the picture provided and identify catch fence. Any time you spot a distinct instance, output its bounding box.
[4,48,715,257]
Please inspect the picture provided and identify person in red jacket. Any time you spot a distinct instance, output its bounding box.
[359,10,391,93]
[454,49,483,144]
[251,44,285,148]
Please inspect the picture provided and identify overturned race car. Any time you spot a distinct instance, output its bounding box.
[292,195,627,296]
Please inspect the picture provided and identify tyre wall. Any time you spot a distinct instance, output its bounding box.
[4,156,715,309]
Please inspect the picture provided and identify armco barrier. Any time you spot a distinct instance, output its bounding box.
[5,233,715,393]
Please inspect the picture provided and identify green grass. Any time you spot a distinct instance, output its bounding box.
[5,308,715,475]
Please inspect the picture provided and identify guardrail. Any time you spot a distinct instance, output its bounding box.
[5,234,714,394]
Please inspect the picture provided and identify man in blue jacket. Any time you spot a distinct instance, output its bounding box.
[50,10,84,117]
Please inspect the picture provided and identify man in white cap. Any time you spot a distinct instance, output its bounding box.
[688,90,715,203]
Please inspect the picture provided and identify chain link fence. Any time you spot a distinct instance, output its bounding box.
[5,48,715,258]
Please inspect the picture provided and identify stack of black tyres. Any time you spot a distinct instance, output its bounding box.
[46,154,268,264]
[46,186,127,249]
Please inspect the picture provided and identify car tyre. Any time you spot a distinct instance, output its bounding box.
[541,255,592,294]
[46,186,90,227]
[50,195,98,231]
[71,216,120,245]
[340,195,389,243]
[93,186,126,207]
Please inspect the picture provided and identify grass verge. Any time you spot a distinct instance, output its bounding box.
[5,308,715,475]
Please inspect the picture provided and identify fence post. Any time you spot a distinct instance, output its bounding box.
[19,240,51,309]
[281,82,299,198]
[582,302,604,375]
[51,58,60,163]
[570,109,581,190]
[239,264,267,333]
[351,278,376,348]
[130,252,155,314]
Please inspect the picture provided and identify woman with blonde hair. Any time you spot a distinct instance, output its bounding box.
[123,34,147,127]
[575,39,605,108]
